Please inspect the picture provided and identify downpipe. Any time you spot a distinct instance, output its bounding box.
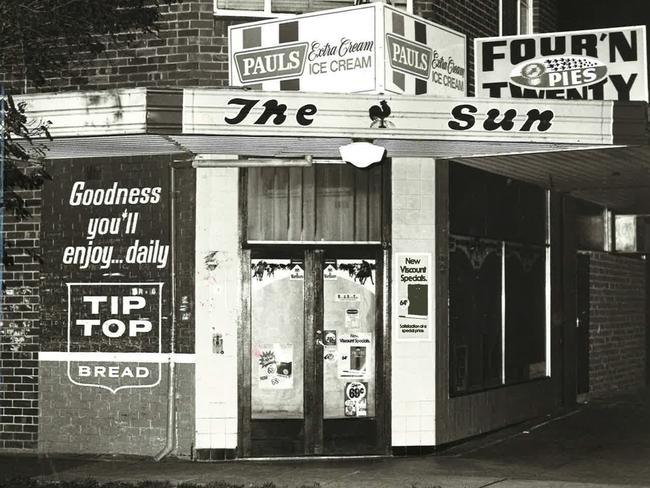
[154,162,178,462]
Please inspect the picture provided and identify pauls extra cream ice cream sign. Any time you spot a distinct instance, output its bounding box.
[228,3,466,97]
[475,26,648,101]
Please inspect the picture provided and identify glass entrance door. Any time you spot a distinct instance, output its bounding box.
[246,249,386,457]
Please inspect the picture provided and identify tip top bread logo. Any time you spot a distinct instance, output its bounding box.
[234,42,309,84]
[510,55,608,89]
[66,283,163,393]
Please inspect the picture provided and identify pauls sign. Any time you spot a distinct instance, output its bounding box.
[475,26,648,101]
[228,3,466,97]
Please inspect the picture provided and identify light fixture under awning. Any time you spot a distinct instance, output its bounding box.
[192,154,313,168]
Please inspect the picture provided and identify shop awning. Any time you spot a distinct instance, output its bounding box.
[18,87,650,212]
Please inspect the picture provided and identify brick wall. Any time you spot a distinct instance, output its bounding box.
[33,154,196,455]
[1,154,196,455]
[0,189,41,450]
[1,1,562,97]
[39,361,193,456]
[39,155,195,355]
[534,0,559,33]
[416,0,499,95]
[1,0,236,94]
[588,252,646,396]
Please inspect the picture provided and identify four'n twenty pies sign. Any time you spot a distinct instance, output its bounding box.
[475,26,648,101]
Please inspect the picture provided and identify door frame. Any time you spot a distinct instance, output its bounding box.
[238,246,391,457]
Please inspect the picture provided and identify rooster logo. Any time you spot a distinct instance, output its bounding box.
[368,100,394,128]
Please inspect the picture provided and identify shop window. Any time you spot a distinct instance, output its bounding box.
[500,0,533,36]
[449,237,503,393]
[449,163,548,396]
[246,163,384,242]
[215,0,410,18]
[504,243,546,382]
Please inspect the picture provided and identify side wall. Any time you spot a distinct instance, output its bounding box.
[588,252,646,396]
[37,155,195,456]
[0,189,41,450]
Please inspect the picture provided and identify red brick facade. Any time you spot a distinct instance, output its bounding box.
[588,252,647,396]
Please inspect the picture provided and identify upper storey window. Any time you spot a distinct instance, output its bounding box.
[214,0,411,18]
[499,0,533,36]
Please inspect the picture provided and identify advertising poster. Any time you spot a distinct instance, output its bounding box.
[256,343,294,390]
[475,26,648,101]
[344,381,368,417]
[337,332,372,379]
[395,253,432,341]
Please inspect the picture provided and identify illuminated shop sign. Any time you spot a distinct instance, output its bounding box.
[228,3,466,97]
[475,26,648,101]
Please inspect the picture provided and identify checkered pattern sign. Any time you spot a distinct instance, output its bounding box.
[228,3,466,97]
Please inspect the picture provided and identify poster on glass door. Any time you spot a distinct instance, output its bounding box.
[337,332,372,379]
[256,343,294,389]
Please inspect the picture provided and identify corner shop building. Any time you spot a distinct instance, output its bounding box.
[2,4,650,459]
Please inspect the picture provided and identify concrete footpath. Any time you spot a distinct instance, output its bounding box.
[1,392,650,488]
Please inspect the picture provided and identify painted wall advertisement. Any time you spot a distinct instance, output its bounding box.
[51,172,171,393]
[395,253,432,341]
[228,3,466,96]
[475,26,648,101]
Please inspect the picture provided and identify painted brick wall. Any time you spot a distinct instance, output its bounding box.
[2,155,197,455]
[588,252,646,396]
[39,361,193,456]
[33,154,196,455]
[39,155,195,354]
[1,189,41,450]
